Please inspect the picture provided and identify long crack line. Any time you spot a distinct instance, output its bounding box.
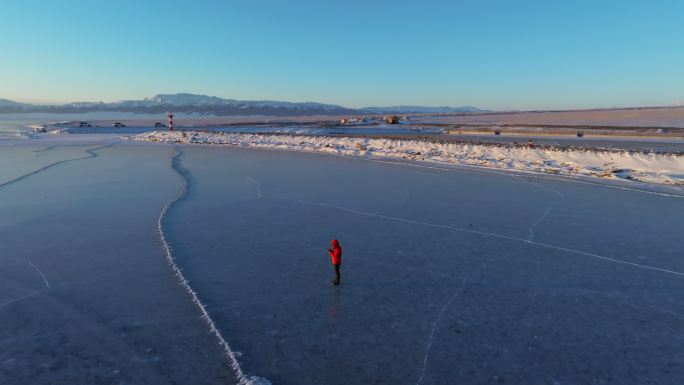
[0,143,118,189]
[293,199,684,279]
[159,146,269,385]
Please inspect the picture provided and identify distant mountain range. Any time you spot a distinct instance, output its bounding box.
[0,93,486,116]
[0,98,30,108]
[362,106,485,114]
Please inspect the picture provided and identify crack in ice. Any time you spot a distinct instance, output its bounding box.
[24,258,50,290]
[0,143,118,189]
[349,151,684,199]
[293,199,684,278]
[32,145,57,153]
[1,256,52,290]
[0,290,45,310]
[245,176,263,199]
[294,199,522,242]
[401,187,411,203]
[340,155,683,199]
[0,257,51,310]
[416,275,469,385]
[512,175,566,199]
[416,247,521,385]
[159,146,270,385]
[527,205,553,242]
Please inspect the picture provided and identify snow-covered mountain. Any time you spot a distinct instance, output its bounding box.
[361,105,486,114]
[0,93,485,116]
[143,93,228,105]
[136,93,352,111]
[0,93,359,115]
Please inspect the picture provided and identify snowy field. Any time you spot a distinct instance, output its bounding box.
[415,106,684,128]
[132,130,684,187]
[1,138,684,385]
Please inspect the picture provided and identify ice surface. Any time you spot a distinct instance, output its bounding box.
[159,146,272,385]
[0,144,237,384]
[2,140,684,384]
[165,145,684,385]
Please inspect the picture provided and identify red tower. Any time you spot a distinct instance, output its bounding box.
[167,112,174,131]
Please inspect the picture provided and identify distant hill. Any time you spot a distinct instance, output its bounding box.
[0,98,29,108]
[0,94,357,116]
[361,106,487,114]
[0,93,485,116]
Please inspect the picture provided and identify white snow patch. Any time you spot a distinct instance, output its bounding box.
[130,131,684,187]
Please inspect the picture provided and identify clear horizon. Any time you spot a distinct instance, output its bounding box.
[2,0,683,110]
[4,92,684,112]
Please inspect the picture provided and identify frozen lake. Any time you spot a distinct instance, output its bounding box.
[1,139,683,384]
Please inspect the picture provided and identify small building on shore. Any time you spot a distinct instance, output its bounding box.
[384,115,400,124]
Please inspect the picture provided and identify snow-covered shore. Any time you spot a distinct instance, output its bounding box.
[130,131,684,186]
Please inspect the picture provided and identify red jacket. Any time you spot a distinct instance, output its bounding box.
[328,239,342,265]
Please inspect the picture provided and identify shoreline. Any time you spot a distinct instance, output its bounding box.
[5,128,683,192]
[17,119,684,152]
[128,130,684,189]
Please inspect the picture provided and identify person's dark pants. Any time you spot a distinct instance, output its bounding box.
[333,264,341,285]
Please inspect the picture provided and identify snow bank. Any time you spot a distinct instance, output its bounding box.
[130,131,684,186]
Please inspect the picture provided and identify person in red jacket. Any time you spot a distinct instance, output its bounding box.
[328,239,342,285]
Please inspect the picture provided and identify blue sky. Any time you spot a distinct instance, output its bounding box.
[1,0,683,110]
